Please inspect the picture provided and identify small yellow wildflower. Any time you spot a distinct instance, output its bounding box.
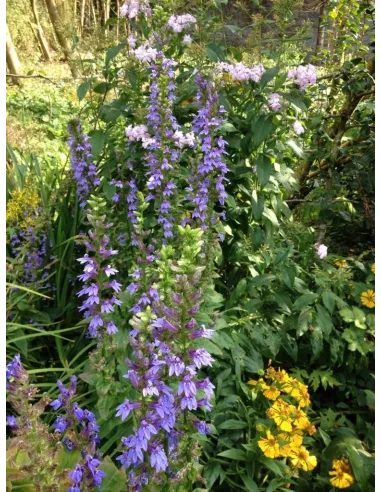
[281,378,303,399]
[335,259,348,268]
[296,387,311,408]
[258,430,280,458]
[361,290,375,308]
[267,399,293,432]
[290,407,310,430]
[6,186,40,230]
[266,368,289,382]
[329,460,355,489]
[372,263,375,274]
[306,423,317,435]
[277,432,303,457]
[289,446,317,471]
[262,384,281,401]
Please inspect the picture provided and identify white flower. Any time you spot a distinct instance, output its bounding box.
[127,33,137,48]
[133,43,157,63]
[183,34,192,46]
[288,64,317,90]
[268,93,282,112]
[216,62,265,83]
[167,14,197,33]
[173,130,196,149]
[317,244,328,259]
[120,0,150,19]
[125,124,150,141]
[293,121,305,135]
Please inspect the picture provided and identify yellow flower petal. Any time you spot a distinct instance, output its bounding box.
[361,290,375,308]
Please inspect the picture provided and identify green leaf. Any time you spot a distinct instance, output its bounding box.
[204,464,222,488]
[127,70,137,89]
[259,457,285,476]
[322,290,336,313]
[256,155,272,187]
[103,182,116,201]
[99,457,126,491]
[93,82,109,94]
[251,115,275,148]
[286,139,304,158]
[90,129,106,159]
[260,67,280,87]
[207,44,225,61]
[262,208,279,227]
[77,80,91,101]
[251,190,264,220]
[316,304,333,337]
[310,327,323,360]
[192,338,223,356]
[297,308,312,336]
[218,449,247,461]
[105,43,125,65]
[219,419,248,430]
[97,395,115,420]
[293,293,318,310]
[339,308,355,322]
[318,428,331,446]
[242,475,260,491]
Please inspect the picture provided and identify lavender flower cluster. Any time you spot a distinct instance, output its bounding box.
[288,64,317,90]
[119,0,151,19]
[188,73,228,231]
[67,119,101,208]
[217,61,265,83]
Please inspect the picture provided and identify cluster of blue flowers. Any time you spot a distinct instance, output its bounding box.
[67,119,101,209]
[76,203,122,338]
[50,376,105,490]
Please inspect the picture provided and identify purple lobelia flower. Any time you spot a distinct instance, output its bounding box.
[67,118,101,208]
[188,74,229,235]
[76,197,122,338]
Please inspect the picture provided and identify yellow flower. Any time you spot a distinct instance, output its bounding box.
[372,263,375,274]
[290,407,310,430]
[258,430,280,458]
[266,368,289,383]
[335,259,348,268]
[332,458,353,474]
[262,385,281,401]
[306,423,317,435]
[361,290,375,308]
[281,378,303,399]
[267,399,293,432]
[296,387,311,408]
[277,432,303,457]
[289,446,317,471]
[329,469,355,488]
[6,186,41,229]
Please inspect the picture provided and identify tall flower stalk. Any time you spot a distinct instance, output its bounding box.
[77,196,122,338]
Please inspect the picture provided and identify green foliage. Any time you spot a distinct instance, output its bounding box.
[6,0,375,490]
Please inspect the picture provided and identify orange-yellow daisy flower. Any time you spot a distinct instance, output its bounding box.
[289,446,317,471]
[361,290,375,308]
[258,430,280,458]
